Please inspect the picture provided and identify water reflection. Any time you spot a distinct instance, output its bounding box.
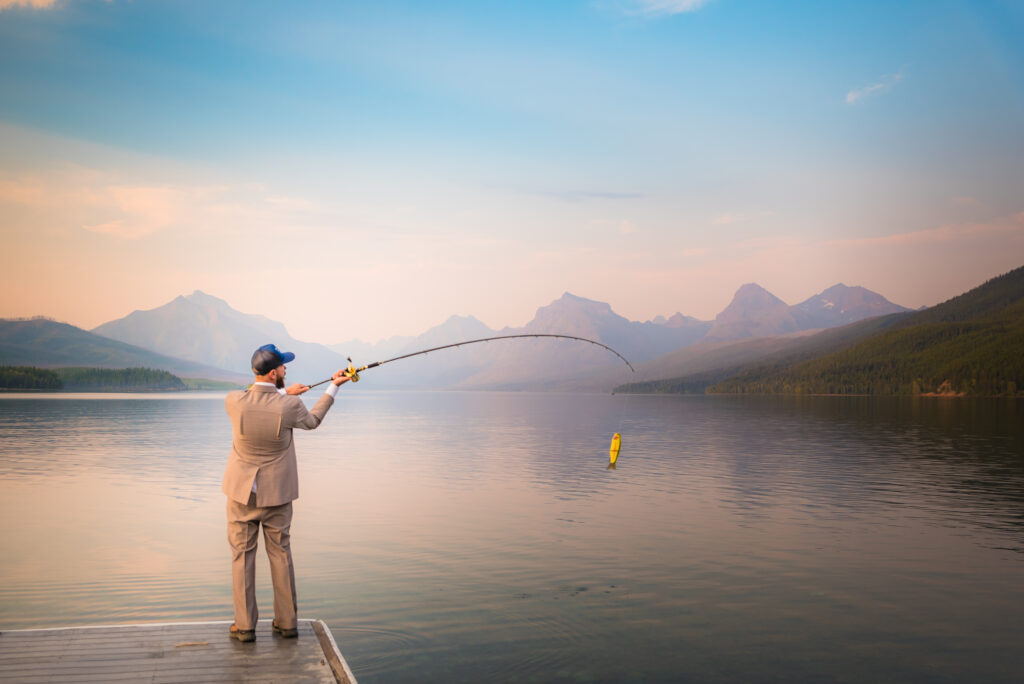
[1,393,1022,683]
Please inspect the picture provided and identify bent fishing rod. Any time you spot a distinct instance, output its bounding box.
[306,333,635,389]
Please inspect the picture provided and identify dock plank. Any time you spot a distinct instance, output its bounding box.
[0,619,356,683]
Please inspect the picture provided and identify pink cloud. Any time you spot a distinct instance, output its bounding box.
[82,220,134,238]
[737,235,802,250]
[832,212,1024,248]
[634,0,714,16]
[713,210,772,225]
[1,167,256,240]
[0,176,46,204]
[0,0,58,10]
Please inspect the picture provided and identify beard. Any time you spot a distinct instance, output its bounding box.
[275,374,285,389]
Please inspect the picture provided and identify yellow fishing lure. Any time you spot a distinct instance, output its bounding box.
[609,432,621,465]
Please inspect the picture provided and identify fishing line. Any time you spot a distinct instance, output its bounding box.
[306,333,635,468]
[306,333,634,389]
[609,380,633,469]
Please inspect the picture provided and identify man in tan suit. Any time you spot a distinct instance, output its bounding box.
[224,343,350,642]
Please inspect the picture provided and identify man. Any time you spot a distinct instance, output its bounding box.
[223,343,350,642]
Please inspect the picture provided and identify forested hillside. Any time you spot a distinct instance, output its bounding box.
[0,366,63,390]
[0,318,248,382]
[0,366,188,391]
[615,312,908,394]
[56,367,187,391]
[707,265,1024,397]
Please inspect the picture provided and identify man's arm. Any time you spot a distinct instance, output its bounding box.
[288,369,350,430]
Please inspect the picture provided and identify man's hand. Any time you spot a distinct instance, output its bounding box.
[332,369,351,386]
[285,383,310,395]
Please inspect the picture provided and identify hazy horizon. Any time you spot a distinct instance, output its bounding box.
[2,1,1022,341]
[4,275,924,347]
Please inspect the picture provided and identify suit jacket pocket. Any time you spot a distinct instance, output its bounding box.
[240,409,284,443]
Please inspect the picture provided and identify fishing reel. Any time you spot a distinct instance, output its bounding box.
[343,357,360,383]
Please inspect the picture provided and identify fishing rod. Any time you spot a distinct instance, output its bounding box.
[306,333,635,389]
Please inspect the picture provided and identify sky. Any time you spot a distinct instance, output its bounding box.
[1,0,1022,343]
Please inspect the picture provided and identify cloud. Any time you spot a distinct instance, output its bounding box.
[681,247,708,257]
[0,166,301,241]
[0,176,46,204]
[0,175,205,239]
[81,220,133,238]
[516,187,645,203]
[950,196,979,207]
[619,220,638,235]
[832,212,1024,247]
[633,0,715,16]
[713,210,773,225]
[79,185,187,238]
[737,235,802,250]
[263,195,318,212]
[0,0,58,10]
[846,70,905,105]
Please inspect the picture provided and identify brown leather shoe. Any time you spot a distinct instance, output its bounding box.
[272,620,298,638]
[229,624,256,642]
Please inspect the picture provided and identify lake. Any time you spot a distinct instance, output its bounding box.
[1,392,1022,682]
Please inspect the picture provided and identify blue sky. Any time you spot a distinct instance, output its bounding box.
[1,0,1022,342]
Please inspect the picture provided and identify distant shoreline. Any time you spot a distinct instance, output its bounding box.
[615,391,1020,399]
[0,388,232,393]
[0,365,242,392]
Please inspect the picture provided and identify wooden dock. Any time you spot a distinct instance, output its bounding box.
[0,619,357,683]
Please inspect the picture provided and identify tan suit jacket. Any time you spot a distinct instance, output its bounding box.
[223,384,335,507]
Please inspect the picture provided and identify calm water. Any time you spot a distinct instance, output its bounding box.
[1,392,1022,683]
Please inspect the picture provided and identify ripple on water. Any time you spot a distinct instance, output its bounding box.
[329,623,431,677]
[2,394,1024,682]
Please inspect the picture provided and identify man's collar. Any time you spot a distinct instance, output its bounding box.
[250,382,279,392]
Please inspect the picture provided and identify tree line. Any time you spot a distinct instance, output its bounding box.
[621,265,1024,398]
[707,316,1024,397]
[0,366,188,391]
[0,366,62,390]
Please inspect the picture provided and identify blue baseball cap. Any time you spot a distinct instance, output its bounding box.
[251,343,295,374]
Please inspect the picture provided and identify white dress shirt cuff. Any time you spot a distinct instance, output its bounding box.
[325,383,340,398]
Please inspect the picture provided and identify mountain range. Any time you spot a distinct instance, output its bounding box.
[91,291,345,380]
[323,285,908,388]
[704,282,910,341]
[0,318,248,382]
[2,282,911,391]
[701,265,1024,397]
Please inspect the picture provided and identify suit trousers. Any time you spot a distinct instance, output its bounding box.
[226,494,298,630]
